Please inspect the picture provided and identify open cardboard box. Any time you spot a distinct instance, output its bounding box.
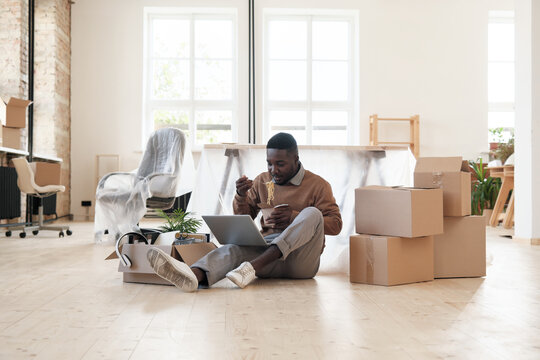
[350,234,434,286]
[106,242,217,285]
[355,186,443,238]
[414,156,471,216]
[434,216,486,278]
[0,97,32,128]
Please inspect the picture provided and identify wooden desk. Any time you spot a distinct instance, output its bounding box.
[488,165,514,228]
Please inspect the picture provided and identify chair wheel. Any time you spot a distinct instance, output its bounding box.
[32,230,39,235]
[19,232,26,238]
[6,231,11,237]
[66,230,72,236]
[59,231,64,238]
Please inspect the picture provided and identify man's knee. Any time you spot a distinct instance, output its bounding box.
[298,207,323,225]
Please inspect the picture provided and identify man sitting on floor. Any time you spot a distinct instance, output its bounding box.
[147,132,343,291]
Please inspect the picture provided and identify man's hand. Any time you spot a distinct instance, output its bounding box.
[266,205,292,229]
[235,175,253,197]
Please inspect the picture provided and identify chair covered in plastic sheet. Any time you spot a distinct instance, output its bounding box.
[94,128,195,242]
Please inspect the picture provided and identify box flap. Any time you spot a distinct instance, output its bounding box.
[105,244,122,260]
[0,100,6,126]
[415,157,463,173]
[173,242,217,266]
[7,98,32,108]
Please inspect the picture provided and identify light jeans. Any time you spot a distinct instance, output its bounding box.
[191,207,325,286]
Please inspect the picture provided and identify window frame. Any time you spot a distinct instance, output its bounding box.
[487,10,515,137]
[143,9,239,149]
[261,11,358,145]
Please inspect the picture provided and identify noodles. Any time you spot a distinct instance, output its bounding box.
[266,181,274,205]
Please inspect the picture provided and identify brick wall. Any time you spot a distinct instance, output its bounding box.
[0,0,28,98]
[0,0,71,219]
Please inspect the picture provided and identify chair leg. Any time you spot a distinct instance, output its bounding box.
[23,197,71,236]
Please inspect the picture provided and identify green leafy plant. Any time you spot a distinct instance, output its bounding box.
[489,127,505,143]
[157,209,202,234]
[469,159,501,215]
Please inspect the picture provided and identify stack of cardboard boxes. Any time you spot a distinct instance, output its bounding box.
[0,97,32,150]
[350,156,486,286]
[415,157,486,279]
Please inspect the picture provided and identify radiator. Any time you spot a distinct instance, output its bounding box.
[0,166,21,219]
[32,194,57,216]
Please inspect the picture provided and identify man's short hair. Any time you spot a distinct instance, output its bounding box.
[267,132,298,155]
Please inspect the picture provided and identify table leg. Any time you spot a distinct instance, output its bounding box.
[503,187,515,229]
[490,177,511,227]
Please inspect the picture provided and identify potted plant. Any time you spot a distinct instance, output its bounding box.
[493,130,514,164]
[469,159,501,223]
[157,209,203,243]
[489,127,504,151]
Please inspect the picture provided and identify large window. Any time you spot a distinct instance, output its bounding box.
[488,11,515,142]
[144,7,358,147]
[144,11,238,148]
[263,12,357,145]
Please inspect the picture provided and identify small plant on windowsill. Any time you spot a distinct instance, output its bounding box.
[492,131,514,164]
[469,158,501,216]
[157,209,202,234]
[489,127,505,151]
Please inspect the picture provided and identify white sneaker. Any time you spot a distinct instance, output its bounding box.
[226,262,256,289]
[146,247,198,292]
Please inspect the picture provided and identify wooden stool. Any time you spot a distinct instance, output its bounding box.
[488,165,514,228]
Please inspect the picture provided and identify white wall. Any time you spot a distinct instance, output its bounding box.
[515,0,540,242]
[72,0,496,217]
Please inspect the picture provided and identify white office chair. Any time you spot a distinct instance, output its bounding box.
[8,158,72,238]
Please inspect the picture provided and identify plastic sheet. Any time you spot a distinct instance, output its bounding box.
[94,128,195,242]
[189,145,416,274]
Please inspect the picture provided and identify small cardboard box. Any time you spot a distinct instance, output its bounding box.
[350,234,434,286]
[434,216,486,278]
[0,97,32,128]
[355,186,443,237]
[414,157,472,216]
[1,126,22,149]
[106,242,217,285]
[33,162,62,186]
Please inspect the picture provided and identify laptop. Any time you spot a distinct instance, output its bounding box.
[202,215,269,247]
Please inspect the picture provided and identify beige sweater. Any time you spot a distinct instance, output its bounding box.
[233,169,342,237]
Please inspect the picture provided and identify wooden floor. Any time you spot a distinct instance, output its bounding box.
[0,222,539,360]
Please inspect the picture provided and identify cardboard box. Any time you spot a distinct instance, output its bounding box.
[414,157,472,216]
[1,126,22,149]
[350,234,434,286]
[355,186,443,237]
[0,97,32,128]
[434,216,486,278]
[33,162,61,186]
[106,242,217,285]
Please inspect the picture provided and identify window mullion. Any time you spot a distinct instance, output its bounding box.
[306,16,313,144]
[189,15,196,147]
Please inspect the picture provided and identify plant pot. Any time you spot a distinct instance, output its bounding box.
[482,209,493,226]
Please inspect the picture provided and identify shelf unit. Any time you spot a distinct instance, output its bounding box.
[369,114,420,158]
